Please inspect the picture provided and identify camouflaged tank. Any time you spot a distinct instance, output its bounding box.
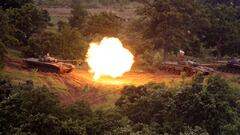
[218,58,240,74]
[160,60,215,76]
[23,54,75,74]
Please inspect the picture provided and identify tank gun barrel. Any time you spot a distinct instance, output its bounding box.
[58,59,83,63]
[57,59,84,66]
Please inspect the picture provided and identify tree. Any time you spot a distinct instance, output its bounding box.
[69,0,88,30]
[24,25,87,59]
[203,5,240,57]
[116,74,240,134]
[85,110,130,135]
[0,9,11,40]
[0,10,9,69]
[25,31,59,57]
[0,0,34,9]
[6,4,50,45]
[57,25,88,59]
[137,0,210,61]
[0,80,63,134]
[0,77,13,102]
[171,74,240,134]
[0,9,20,49]
[202,0,240,6]
[0,42,7,69]
[64,101,92,120]
[85,12,122,37]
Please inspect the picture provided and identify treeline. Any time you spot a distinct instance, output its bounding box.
[132,0,240,63]
[25,0,122,59]
[0,74,240,134]
[1,0,240,69]
[0,0,124,67]
[0,0,50,68]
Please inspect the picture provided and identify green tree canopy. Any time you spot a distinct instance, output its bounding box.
[137,0,210,60]
[25,31,59,57]
[57,25,88,59]
[85,12,122,37]
[69,0,88,30]
[116,74,240,134]
[202,0,240,6]
[7,4,50,45]
[0,0,34,9]
[203,4,240,57]
[25,25,87,59]
[0,42,7,69]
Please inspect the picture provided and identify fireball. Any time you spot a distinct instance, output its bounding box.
[86,37,134,80]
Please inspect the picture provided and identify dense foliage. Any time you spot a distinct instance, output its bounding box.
[0,77,148,135]
[6,4,50,45]
[25,25,87,59]
[0,74,239,135]
[203,4,240,57]
[135,0,240,61]
[0,42,7,69]
[85,12,122,37]
[0,0,50,68]
[1,0,239,69]
[136,0,210,60]
[116,74,240,134]
[69,0,88,30]
[0,0,50,46]
[0,0,34,9]
[0,10,9,69]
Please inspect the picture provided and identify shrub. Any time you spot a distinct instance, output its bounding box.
[0,42,7,69]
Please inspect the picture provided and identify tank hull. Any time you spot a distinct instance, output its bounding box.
[159,62,214,76]
[23,58,74,74]
[218,63,240,74]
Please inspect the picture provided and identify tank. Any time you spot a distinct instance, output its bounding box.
[160,60,214,76]
[23,54,75,74]
[218,58,240,74]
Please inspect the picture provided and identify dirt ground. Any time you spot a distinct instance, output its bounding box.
[56,68,181,106]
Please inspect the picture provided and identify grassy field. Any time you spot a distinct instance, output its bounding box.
[1,68,68,92]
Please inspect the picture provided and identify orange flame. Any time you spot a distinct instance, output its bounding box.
[86,37,134,80]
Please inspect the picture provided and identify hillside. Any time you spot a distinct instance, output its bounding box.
[3,48,184,109]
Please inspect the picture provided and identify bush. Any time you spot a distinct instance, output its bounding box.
[1,74,239,135]
[0,78,133,135]
[117,74,240,134]
[0,42,7,69]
